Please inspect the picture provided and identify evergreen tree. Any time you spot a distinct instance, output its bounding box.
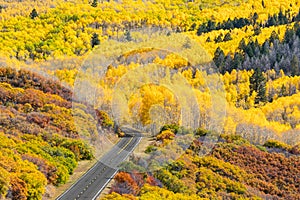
[91,0,98,7]
[269,30,279,44]
[295,9,300,21]
[291,55,299,76]
[261,41,270,55]
[267,15,276,26]
[245,41,255,58]
[238,38,247,51]
[224,18,234,29]
[235,17,245,28]
[189,23,196,31]
[223,32,232,42]
[207,20,216,31]
[214,34,223,43]
[278,9,288,24]
[294,23,300,37]
[197,24,207,36]
[29,9,38,19]
[250,68,267,104]
[91,33,100,48]
[125,30,132,41]
[284,28,295,47]
[252,12,259,24]
[206,36,211,42]
[253,25,261,36]
[213,47,225,72]
[232,52,244,70]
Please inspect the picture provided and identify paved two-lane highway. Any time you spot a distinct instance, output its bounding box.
[57,134,142,200]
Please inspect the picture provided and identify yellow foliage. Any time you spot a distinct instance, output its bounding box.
[193,23,288,57]
[139,184,205,200]
[154,53,189,69]
[223,117,237,135]
[137,84,179,125]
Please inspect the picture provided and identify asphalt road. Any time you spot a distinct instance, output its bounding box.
[56,133,142,200]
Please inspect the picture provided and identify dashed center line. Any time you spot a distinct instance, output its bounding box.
[117,137,134,154]
[61,136,140,200]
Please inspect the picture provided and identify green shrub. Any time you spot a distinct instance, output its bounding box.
[220,134,249,145]
[145,145,157,154]
[194,128,210,136]
[256,145,267,152]
[160,124,180,134]
[263,140,291,151]
[95,110,114,128]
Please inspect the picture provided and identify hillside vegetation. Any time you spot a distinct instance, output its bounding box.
[0,0,299,199]
[104,133,300,199]
[0,67,96,199]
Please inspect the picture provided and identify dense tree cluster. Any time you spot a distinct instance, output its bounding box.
[0,0,298,61]
[265,9,291,27]
[214,23,300,76]
[198,8,300,36]
[0,67,96,199]
[197,17,251,36]
[1,0,300,199]
[104,133,299,199]
[110,171,161,196]
[213,140,300,199]
[0,67,72,101]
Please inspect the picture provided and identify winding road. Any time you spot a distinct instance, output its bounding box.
[57,129,142,200]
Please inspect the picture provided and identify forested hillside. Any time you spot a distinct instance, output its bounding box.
[0,0,299,199]
[0,67,96,199]
[104,132,300,199]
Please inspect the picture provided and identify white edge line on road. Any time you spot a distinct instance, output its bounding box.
[120,137,142,162]
[91,136,142,200]
[58,136,142,200]
[56,159,101,200]
[91,170,118,200]
[57,138,126,199]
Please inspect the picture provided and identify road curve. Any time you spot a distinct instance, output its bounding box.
[56,135,142,200]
